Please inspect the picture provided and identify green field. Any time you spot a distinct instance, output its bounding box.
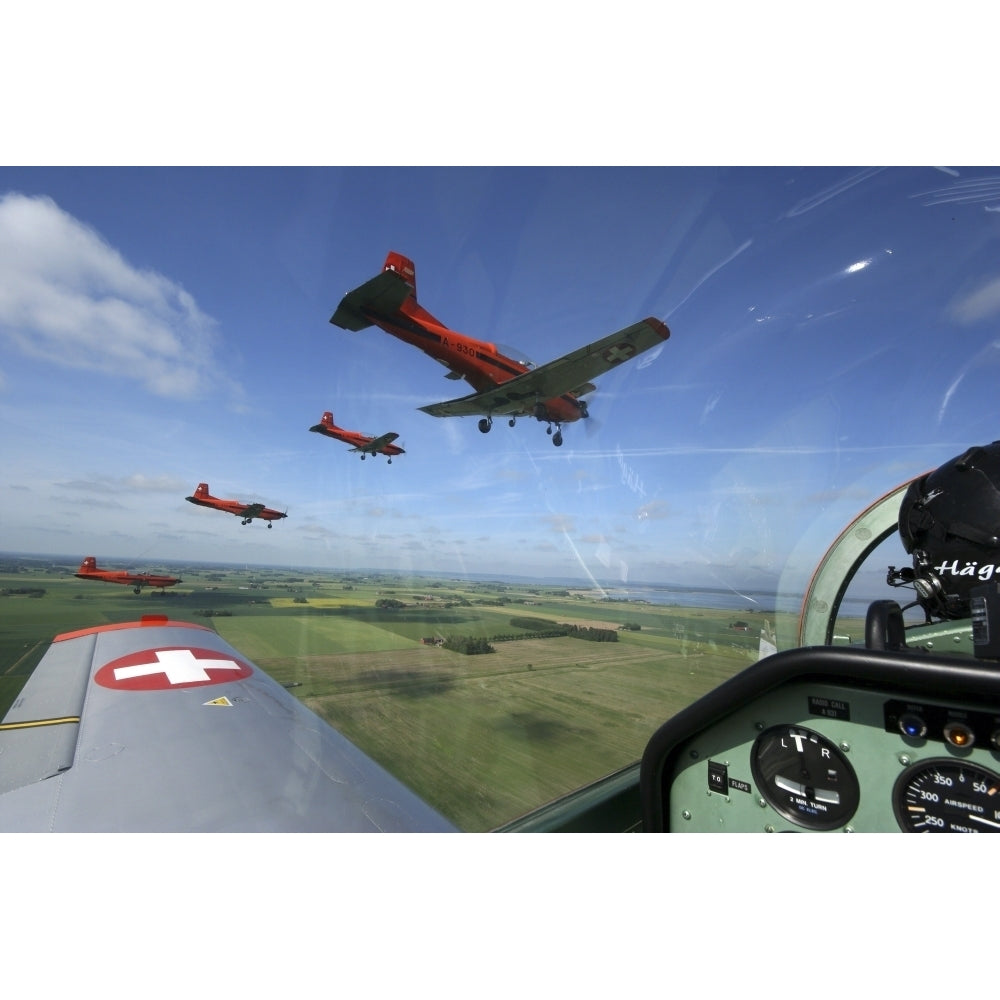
[0,555,857,830]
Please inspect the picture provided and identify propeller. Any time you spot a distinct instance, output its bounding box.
[583,409,602,438]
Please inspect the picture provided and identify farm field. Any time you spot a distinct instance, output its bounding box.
[0,553,859,830]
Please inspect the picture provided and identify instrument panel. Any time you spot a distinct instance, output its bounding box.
[640,645,1000,832]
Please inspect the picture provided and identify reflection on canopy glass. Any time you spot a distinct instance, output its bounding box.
[2,166,999,831]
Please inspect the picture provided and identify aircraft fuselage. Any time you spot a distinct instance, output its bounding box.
[365,299,588,426]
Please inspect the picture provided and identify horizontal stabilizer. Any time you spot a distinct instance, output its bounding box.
[330,271,413,331]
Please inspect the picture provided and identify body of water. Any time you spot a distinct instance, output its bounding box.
[596,587,878,617]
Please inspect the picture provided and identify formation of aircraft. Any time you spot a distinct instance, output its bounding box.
[74,556,181,595]
[309,410,404,463]
[185,482,287,527]
[29,252,681,827]
[152,254,665,554]
[330,251,670,447]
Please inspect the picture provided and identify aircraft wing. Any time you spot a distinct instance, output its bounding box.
[240,502,266,517]
[419,317,670,418]
[0,618,458,831]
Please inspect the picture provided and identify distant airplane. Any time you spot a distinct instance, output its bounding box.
[330,251,670,447]
[0,615,458,831]
[185,482,287,528]
[74,556,181,595]
[309,411,405,463]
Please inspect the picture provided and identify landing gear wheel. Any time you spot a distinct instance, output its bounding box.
[553,431,563,447]
[508,417,516,427]
[478,417,493,434]
[267,522,272,528]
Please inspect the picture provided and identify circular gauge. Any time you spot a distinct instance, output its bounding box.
[751,725,861,831]
[893,760,1000,832]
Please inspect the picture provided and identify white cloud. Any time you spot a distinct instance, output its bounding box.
[0,192,243,403]
[948,274,1000,325]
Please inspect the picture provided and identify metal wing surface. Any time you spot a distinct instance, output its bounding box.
[418,317,670,418]
[0,618,457,832]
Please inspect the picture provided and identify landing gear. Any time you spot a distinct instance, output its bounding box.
[543,423,564,446]
[267,522,272,528]
[508,417,516,427]
[387,457,392,464]
[361,454,366,460]
[478,417,493,434]
[133,586,141,595]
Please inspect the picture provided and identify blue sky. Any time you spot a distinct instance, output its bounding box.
[3,167,1000,595]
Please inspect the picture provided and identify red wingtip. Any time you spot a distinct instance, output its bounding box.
[645,317,670,340]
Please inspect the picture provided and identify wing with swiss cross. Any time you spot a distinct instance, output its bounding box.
[0,618,457,831]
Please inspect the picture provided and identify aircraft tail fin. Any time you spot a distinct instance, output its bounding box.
[330,252,416,331]
[190,483,210,500]
[309,413,336,436]
[77,556,97,574]
[383,252,416,299]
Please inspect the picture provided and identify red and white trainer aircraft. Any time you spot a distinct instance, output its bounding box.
[74,556,181,595]
[309,410,405,463]
[185,482,287,527]
[330,251,670,447]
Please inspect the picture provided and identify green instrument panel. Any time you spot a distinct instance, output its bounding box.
[665,680,1000,833]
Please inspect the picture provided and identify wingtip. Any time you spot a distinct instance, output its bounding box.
[645,317,670,340]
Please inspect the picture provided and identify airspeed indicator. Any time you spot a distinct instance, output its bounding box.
[893,761,1000,832]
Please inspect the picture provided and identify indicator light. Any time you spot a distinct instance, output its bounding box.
[898,713,927,739]
[991,729,1000,751]
[943,721,975,748]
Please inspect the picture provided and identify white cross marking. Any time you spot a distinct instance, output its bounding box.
[114,649,245,685]
[603,344,636,364]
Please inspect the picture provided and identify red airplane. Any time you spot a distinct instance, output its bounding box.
[185,482,287,528]
[74,556,181,595]
[330,251,670,447]
[309,411,405,464]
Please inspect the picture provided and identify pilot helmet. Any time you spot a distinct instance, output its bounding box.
[896,441,1000,619]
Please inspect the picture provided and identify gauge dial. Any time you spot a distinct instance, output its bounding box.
[893,760,1000,832]
[751,725,860,830]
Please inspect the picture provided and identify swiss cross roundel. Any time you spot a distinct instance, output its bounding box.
[94,646,254,690]
[602,342,637,365]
